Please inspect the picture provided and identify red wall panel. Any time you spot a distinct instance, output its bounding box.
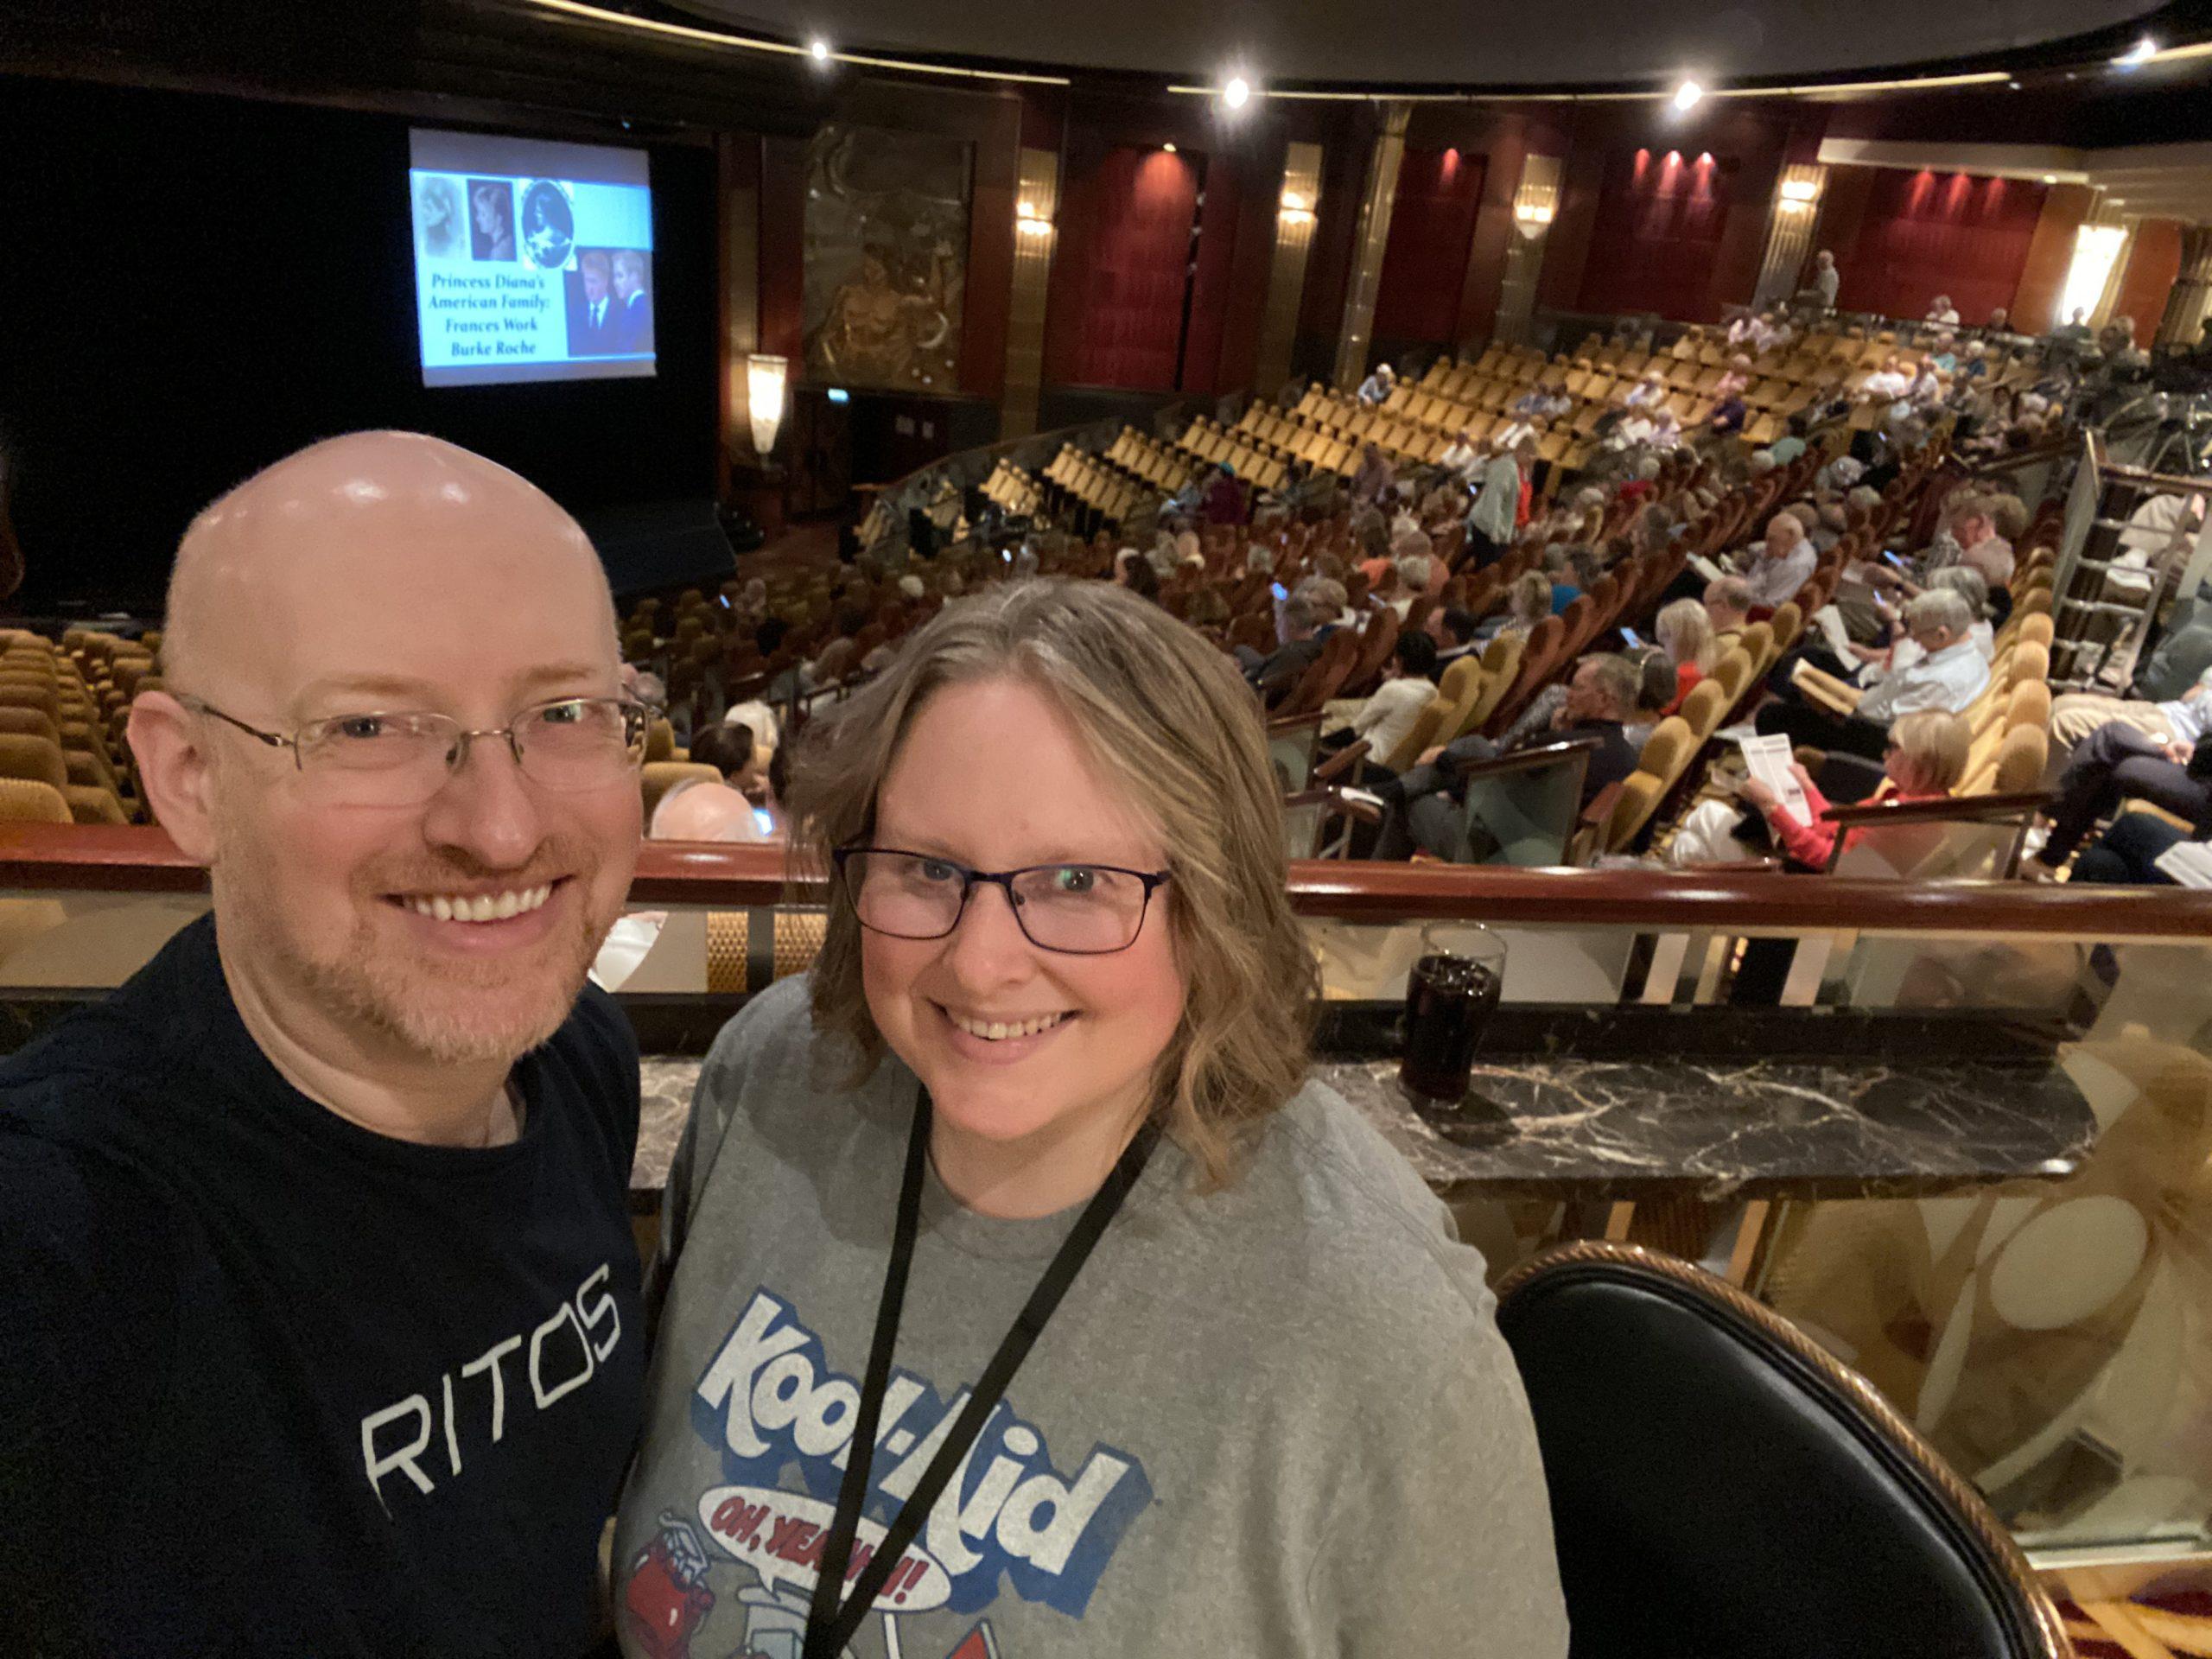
[1824,166,2047,325]
[1373,146,1486,345]
[1046,145,1199,391]
[1575,148,1734,322]
[1180,153,1243,395]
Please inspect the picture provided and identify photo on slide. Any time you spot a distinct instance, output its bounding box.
[518,179,575,270]
[565,247,652,356]
[415,176,464,260]
[467,177,515,262]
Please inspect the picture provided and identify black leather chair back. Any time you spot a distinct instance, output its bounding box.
[1496,1243,2068,1659]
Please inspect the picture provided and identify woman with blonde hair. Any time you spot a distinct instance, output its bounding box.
[1478,569,1554,644]
[617,580,1566,1658]
[1667,709,1972,868]
[1653,596,1719,713]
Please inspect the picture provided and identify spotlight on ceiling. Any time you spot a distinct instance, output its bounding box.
[809,38,830,62]
[1223,76,1251,110]
[2043,174,2057,184]
[1673,80,1704,111]
[2115,35,2158,67]
[1163,142,1179,154]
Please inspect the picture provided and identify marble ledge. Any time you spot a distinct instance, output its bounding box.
[637,1051,2097,1210]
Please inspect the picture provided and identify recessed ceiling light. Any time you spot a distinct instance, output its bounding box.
[809,38,830,61]
[2116,35,2158,67]
[1673,80,1704,111]
[1224,76,1251,109]
[2043,174,2057,183]
[1163,142,1178,154]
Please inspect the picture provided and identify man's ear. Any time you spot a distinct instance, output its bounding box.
[126,693,219,863]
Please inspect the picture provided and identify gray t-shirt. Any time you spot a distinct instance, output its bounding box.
[615,976,1567,1659]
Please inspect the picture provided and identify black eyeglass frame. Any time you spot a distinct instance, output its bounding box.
[173,692,658,779]
[830,845,1173,957]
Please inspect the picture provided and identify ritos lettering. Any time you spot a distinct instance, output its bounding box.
[689,1289,1152,1618]
[359,1262,622,1510]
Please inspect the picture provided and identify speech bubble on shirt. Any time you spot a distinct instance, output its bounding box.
[698,1484,951,1614]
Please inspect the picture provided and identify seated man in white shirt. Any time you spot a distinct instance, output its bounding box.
[1859,355,1912,402]
[1737,511,1818,611]
[1357,363,1395,407]
[1439,429,1483,480]
[1320,631,1439,765]
[1755,588,1989,760]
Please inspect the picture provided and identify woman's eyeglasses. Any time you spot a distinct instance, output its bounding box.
[833,848,1170,956]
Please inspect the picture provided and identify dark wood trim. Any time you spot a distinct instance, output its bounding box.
[8,823,2212,938]
[1818,791,2050,829]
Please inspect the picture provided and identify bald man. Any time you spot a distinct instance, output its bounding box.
[1,434,650,1656]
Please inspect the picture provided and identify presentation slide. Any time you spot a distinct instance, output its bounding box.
[408,128,656,387]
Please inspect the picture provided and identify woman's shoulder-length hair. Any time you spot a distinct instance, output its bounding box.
[784,577,1317,1188]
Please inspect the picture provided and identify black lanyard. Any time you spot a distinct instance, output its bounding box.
[801,1089,1160,1659]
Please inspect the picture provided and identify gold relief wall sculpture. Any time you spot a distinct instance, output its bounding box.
[802,124,970,391]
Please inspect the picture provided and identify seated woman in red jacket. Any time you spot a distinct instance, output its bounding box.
[1741,709,1973,869]
[1653,597,1717,715]
[1665,709,1970,868]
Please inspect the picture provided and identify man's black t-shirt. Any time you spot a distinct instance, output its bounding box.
[0,914,647,1656]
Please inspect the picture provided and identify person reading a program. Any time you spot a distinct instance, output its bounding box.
[615,579,1567,1659]
[0,433,652,1656]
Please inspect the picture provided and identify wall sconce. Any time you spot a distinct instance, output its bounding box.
[746,353,787,458]
[1015,200,1054,237]
[1513,200,1555,238]
[1278,191,1316,226]
[1779,178,1820,207]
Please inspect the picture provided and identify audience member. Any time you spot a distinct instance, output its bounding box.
[1350,442,1395,503]
[1391,555,1433,618]
[1669,710,1970,868]
[1202,464,1248,526]
[1367,654,1641,862]
[650,778,777,842]
[1654,596,1718,711]
[1478,571,1554,643]
[1739,512,1817,610]
[1705,575,1753,655]
[1245,595,1326,706]
[1813,250,1840,308]
[2069,810,2206,887]
[2049,663,2212,750]
[1432,605,1481,665]
[2025,706,2212,880]
[1755,588,1988,759]
[1356,362,1396,407]
[1325,631,1439,764]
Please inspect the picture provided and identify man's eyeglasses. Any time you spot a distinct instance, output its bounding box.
[832,847,1170,956]
[176,694,653,808]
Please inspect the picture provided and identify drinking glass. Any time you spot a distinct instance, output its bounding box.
[1400,923,1508,1108]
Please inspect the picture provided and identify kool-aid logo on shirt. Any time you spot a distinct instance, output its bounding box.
[689,1287,1152,1618]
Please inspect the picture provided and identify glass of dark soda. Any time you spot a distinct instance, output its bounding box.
[1400,924,1507,1108]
